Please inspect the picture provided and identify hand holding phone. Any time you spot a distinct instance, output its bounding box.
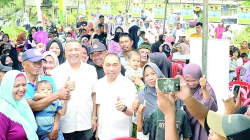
[157,78,181,93]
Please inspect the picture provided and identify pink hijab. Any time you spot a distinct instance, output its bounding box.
[163,35,174,49]
[33,31,49,53]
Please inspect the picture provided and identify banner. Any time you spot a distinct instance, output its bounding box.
[131,3,141,18]
[101,1,111,15]
[59,0,64,23]
[208,5,221,22]
[181,4,194,20]
[78,0,86,15]
[238,7,250,25]
[154,4,164,19]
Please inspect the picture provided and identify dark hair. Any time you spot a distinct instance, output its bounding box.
[80,28,87,33]
[225,25,232,33]
[98,23,104,29]
[66,32,72,36]
[220,20,224,26]
[28,27,37,41]
[2,49,10,55]
[36,80,53,91]
[176,22,181,25]
[241,53,248,58]
[128,50,141,59]
[141,10,144,13]
[118,11,121,13]
[103,53,121,64]
[89,28,94,32]
[119,33,132,41]
[232,48,240,58]
[3,34,10,42]
[140,31,145,36]
[91,14,94,16]
[196,22,203,27]
[99,15,104,19]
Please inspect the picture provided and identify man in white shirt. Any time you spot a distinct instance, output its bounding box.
[146,8,154,22]
[51,40,98,140]
[22,8,30,31]
[172,23,185,43]
[95,53,136,140]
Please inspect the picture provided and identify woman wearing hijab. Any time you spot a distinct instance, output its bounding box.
[147,52,172,78]
[109,27,123,54]
[0,70,38,140]
[16,32,27,51]
[129,25,141,50]
[183,63,217,140]
[25,27,37,50]
[0,34,12,55]
[33,31,49,53]
[110,20,120,35]
[46,39,66,64]
[146,23,157,44]
[81,43,94,65]
[81,37,91,47]
[214,20,226,39]
[240,40,249,54]
[172,43,190,64]
[152,34,165,53]
[139,20,146,32]
[42,51,59,76]
[160,35,174,57]
[1,54,13,67]
[9,44,24,71]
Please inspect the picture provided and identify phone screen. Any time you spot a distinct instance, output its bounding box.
[233,85,240,97]
[157,78,180,93]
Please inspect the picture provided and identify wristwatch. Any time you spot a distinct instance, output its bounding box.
[122,105,127,112]
[92,116,98,120]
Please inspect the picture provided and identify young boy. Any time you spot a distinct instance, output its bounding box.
[125,50,143,88]
[241,53,249,65]
[137,95,192,140]
[34,80,67,140]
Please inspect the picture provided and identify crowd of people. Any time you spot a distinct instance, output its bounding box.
[0,6,250,140]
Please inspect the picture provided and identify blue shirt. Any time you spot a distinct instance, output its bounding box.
[36,101,62,135]
[24,75,58,100]
[209,10,214,17]
[167,14,175,24]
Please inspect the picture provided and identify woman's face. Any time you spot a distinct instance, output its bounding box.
[18,52,23,63]
[59,25,62,30]
[233,51,238,57]
[82,39,88,44]
[3,35,8,42]
[82,47,88,62]
[43,56,56,71]
[5,56,13,65]
[144,66,158,87]
[228,26,231,31]
[49,42,60,57]
[12,76,27,101]
[137,29,140,36]
[34,39,39,45]
[162,35,166,41]
[140,21,143,26]
[178,45,184,54]
[150,24,153,28]
[116,28,123,33]
[242,41,247,49]
[185,76,199,89]
[31,28,36,36]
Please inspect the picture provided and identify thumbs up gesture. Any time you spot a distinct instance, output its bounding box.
[64,76,76,92]
[199,75,207,89]
[132,94,140,113]
[115,96,125,112]
[138,100,146,114]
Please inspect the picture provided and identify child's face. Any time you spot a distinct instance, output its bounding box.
[37,83,53,95]
[243,56,248,62]
[128,55,141,70]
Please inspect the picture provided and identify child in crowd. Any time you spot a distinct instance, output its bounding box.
[137,94,192,140]
[125,50,143,89]
[241,53,249,65]
[140,31,148,42]
[34,80,67,140]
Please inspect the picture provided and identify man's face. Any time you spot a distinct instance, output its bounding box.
[118,12,121,16]
[79,17,83,22]
[91,15,94,20]
[23,60,43,76]
[99,26,104,33]
[65,42,83,66]
[180,36,186,42]
[66,34,71,37]
[103,56,121,81]
[119,36,133,53]
[26,9,30,13]
[171,10,174,14]
[139,49,151,63]
[97,9,99,12]
[211,7,213,10]
[90,50,107,67]
[230,45,234,51]
[188,6,190,9]
[99,17,104,23]
[196,25,202,33]
[81,30,87,36]
[48,33,53,39]
[176,24,181,29]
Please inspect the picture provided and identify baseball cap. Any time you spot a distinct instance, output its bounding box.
[96,7,99,9]
[22,49,46,62]
[207,110,250,140]
[230,40,234,46]
[0,63,12,72]
[89,42,107,54]
[138,42,152,51]
[79,15,84,18]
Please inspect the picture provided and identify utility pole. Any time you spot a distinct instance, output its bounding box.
[202,0,208,76]
[163,0,168,34]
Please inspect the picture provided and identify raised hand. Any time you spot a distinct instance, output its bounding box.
[138,100,146,114]
[174,75,192,102]
[115,96,125,112]
[65,76,75,92]
[199,75,207,89]
[132,94,139,113]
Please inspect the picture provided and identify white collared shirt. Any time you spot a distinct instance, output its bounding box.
[96,74,137,140]
[51,61,97,133]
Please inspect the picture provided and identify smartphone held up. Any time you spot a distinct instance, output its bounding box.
[157,78,181,93]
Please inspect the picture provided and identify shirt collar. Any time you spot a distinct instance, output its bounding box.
[23,72,42,84]
[64,60,85,71]
[105,73,123,84]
